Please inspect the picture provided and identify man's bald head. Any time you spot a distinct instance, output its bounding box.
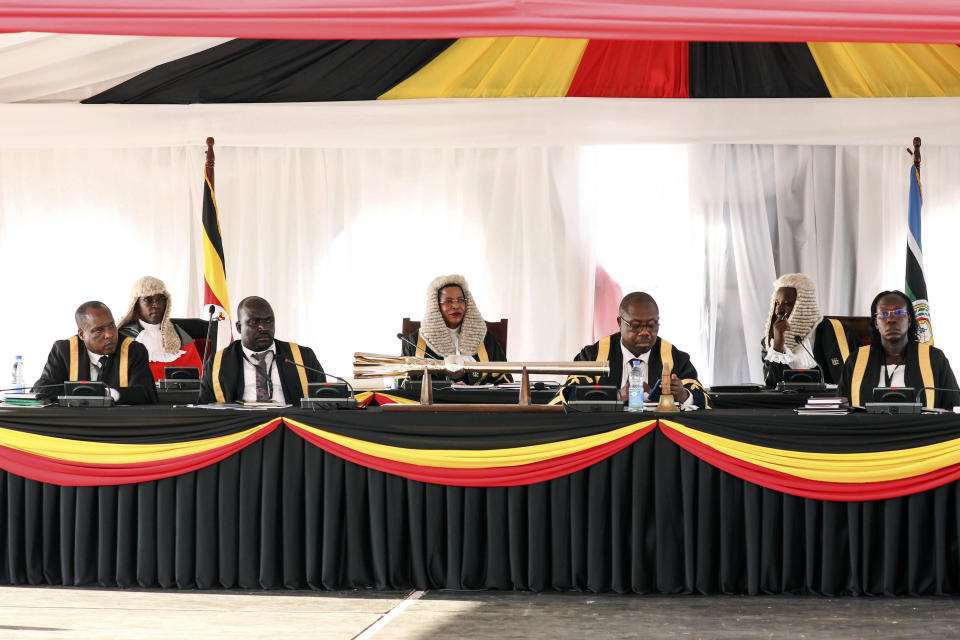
[617,292,660,356]
[236,296,276,351]
[619,292,658,316]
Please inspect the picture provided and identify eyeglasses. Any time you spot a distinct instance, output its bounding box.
[876,309,908,319]
[439,297,467,306]
[619,317,659,332]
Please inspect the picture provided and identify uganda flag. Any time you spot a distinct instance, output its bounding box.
[905,162,933,343]
[201,172,232,350]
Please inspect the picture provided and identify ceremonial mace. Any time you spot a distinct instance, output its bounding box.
[354,353,609,412]
[655,362,680,412]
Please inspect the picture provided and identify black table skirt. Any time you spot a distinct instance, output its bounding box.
[1,414,958,595]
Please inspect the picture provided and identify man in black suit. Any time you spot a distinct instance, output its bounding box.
[33,301,158,404]
[559,292,707,408]
[198,296,325,404]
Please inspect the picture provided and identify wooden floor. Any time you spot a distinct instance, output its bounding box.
[0,587,958,639]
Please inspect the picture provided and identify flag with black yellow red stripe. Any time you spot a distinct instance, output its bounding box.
[201,172,232,349]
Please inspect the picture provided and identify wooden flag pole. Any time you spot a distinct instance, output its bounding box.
[907,136,921,174]
[205,137,215,188]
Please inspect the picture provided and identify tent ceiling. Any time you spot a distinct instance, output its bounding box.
[3,1,960,43]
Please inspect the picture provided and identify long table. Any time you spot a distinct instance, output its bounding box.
[0,405,958,595]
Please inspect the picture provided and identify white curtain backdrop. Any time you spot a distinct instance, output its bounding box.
[0,145,594,385]
[2,134,959,391]
[692,144,960,385]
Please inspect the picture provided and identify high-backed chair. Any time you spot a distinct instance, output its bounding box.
[824,315,872,346]
[401,318,509,356]
[171,317,218,365]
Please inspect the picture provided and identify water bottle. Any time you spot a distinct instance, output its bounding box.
[11,356,24,393]
[626,360,644,412]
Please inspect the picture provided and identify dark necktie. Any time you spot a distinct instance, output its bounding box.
[252,352,271,402]
[93,356,106,382]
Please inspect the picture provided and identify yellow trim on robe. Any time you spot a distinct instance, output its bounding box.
[288,342,309,398]
[0,421,275,464]
[828,318,850,363]
[68,336,79,382]
[118,337,131,387]
[850,345,871,406]
[286,418,656,468]
[919,343,935,409]
[661,419,960,483]
[380,37,588,99]
[415,332,426,358]
[212,350,226,403]
[477,341,490,384]
[807,43,960,97]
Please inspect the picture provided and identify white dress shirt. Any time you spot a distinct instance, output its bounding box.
[620,342,695,407]
[880,364,906,388]
[240,342,285,403]
[135,319,186,362]
[446,327,476,362]
[764,325,818,370]
[87,350,120,401]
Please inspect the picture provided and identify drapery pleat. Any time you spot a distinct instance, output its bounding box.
[689,43,830,98]
[3,426,960,594]
[379,37,587,99]
[808,43,960,97]
[85,39,455,104]
[566,40,688,98]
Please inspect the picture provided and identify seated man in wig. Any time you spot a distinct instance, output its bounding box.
[839,290,959,410]
[33,301,158,404]
[561,291,707,408]
[198,296,325,404]
[401,274,510,385]
[761,273,859,387]
[117,275,203,381]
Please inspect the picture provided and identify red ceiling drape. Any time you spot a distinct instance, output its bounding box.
[3,1,960,42]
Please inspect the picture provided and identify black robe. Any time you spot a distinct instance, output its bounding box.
[565,333,708,408]
[838,341,960,410]
[119,320,195,346]
[761,318,860,387]
[198,339,325,404]
[33,336,158,404]
[401,330,512,385]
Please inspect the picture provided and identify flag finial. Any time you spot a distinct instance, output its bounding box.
[907,136,921,171]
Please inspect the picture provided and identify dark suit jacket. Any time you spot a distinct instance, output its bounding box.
[33,336,158,404]
[401,329,511,385]
[761,318,860,387]
[566,333,708,408]
[838,341,959,410]
[198,339,325,404]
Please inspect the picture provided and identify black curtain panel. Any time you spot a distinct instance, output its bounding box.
[689,43,831,98]
[84,39,454,104]
[1,420,958,594]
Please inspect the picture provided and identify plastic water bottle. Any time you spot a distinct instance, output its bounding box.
[11,356,24,393]
[626,361,644,412]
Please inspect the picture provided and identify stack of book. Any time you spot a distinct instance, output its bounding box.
[795,396,850,415]
[0,392,53,408]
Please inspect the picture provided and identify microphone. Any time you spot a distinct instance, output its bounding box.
[397,332,426,355]
[793,335,819,367]
[0,382,65,394]
[282,358,355,398]
[914,386,960,405]
[201,304,216,369]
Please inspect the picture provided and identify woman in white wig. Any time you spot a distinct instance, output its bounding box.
[117,276,203,381]
[761,273,859,388]
[401,274,511,385]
